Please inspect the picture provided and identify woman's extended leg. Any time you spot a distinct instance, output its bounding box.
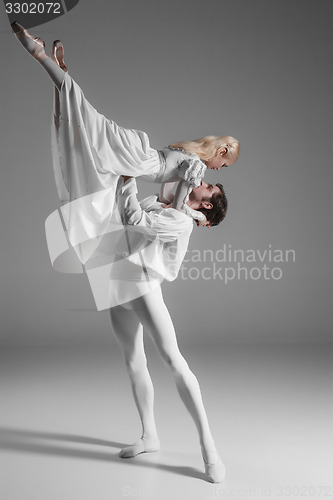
[109,304,160,458]
[12,22,65,90]
[131,287,225,482]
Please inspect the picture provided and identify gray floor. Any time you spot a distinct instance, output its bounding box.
[1,343,332,500]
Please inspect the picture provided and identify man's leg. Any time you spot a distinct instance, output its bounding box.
[132,287,225,482]
[109,304,160,458]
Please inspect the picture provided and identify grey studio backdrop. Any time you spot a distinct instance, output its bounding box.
[0,0,332,347]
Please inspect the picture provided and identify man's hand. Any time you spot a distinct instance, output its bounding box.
[196,215,210,228]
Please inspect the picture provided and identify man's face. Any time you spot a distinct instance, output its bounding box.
[190,181,220,205]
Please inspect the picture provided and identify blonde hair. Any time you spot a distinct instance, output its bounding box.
[169,135,240,163]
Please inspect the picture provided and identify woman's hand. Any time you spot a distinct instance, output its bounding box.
[195,215,210,228]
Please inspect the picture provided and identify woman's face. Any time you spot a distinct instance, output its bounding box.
[204,148,232,170]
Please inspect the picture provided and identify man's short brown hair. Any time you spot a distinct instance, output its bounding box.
[198,183,228,227]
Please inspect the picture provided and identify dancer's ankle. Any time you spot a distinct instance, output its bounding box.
[142,432,159,441]
[35,51,47,63]
[200,441,219,464]
[119,436,160,458]
[200,438,216,451]
[12,22,46,61]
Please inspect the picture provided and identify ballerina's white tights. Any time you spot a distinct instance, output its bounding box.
[14,30,65,90]
[109,287,221,467]
[40,56,65,91]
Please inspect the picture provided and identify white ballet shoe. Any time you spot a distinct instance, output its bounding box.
[119,437,160,458]
[203,454,226,483]
[11,21,46,61]
[51,40,68,72]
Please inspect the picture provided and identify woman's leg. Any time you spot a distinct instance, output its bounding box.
[109,304,160,458]
[12,22,65,90]
[131,287,224,477]
[39,56,66,91]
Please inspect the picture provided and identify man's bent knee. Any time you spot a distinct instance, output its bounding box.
[162,352,189,374]
[126,355,148,375]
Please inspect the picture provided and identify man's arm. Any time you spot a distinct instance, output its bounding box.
[172,180,205,222]
[120,177,193,241]
[121,177,154,227]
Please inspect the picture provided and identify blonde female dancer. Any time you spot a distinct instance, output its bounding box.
[11,22,229,483]
[11,22,239,226]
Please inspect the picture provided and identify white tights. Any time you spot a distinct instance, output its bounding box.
[12,28,65,91]
[109,286,218,464]
[40,56,65,91]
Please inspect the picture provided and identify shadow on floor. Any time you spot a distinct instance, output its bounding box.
[0,427,205,481]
